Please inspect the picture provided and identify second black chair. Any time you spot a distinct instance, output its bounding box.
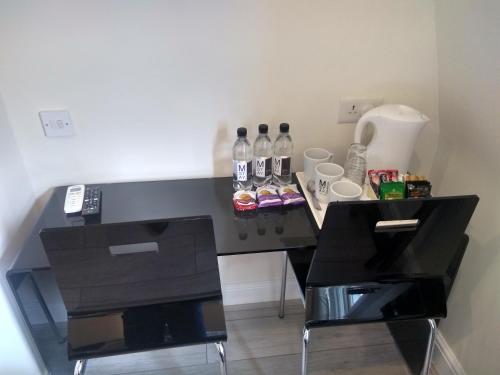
[279,196,478,375]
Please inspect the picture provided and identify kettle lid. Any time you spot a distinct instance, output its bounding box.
[369,104,429,123]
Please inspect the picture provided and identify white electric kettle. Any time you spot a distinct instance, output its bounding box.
[354,104,429,173]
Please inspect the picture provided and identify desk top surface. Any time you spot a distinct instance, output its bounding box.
[12,175,317,270]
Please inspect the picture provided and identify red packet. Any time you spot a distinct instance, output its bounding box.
[233,190,257,211]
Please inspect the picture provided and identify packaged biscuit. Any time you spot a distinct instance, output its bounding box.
[278,184,306,206]
[233,190,257,211]
[256,185,282,208]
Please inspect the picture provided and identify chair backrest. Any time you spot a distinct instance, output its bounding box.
[304,196,479,327]
[40,216,221,315]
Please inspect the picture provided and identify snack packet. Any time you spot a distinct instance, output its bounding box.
[379,181,405,200]
[233,190,257,211]
[368,169,399,198]
[404,175,432,198]
[278,184,306,206]
[256,185,282,208]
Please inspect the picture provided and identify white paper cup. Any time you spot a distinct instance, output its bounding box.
[303,148,333,182]
[314,163,344,203]
[330,180,363,202]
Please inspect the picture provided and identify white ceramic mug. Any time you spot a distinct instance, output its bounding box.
[314,163,344,203]
[303,148,333,182]
[330,180,363,202]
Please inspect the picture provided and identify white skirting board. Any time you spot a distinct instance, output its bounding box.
[221,277,301,306]
[433,330,467,375]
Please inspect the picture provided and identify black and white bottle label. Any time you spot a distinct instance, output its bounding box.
[233,160,252,182]
[255,157,272,178]
[273,156,291,176]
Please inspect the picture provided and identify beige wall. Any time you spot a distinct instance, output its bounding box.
[0,96,43,373]
[432,0,500,373]
[0,0,440,306]
[0,0,439,196]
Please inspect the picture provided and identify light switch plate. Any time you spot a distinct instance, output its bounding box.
[338,97,384,123]
[39,110,75,137]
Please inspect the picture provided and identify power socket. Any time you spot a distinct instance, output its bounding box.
[337,97,384,123]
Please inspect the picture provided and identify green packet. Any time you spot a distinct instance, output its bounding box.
[380,181,405,200]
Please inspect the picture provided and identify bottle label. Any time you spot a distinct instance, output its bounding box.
[273,156,291,176]
[233,160,252,182]
[255,157,272,178]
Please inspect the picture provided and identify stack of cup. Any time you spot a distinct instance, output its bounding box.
[303,148,332,183]
[304,147,363,205]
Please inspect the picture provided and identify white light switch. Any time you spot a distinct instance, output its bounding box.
[39,110,75,137]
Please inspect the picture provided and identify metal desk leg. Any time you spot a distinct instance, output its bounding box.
[215,342,227,375]
[279,252,288,319]
[421,319,437,375]
[28,273,66,343]
[301,326,311,375]
[74,359,87,375]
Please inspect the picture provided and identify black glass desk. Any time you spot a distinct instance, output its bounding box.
[13,175,317,270]
[8,174,478,375]
[7,175,317,374]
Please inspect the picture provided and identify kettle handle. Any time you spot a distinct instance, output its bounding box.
[354,114,374,143]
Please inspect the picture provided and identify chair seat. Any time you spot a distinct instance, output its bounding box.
[287,249,447,329]
[68,297,226,360]
[304,278,447,328]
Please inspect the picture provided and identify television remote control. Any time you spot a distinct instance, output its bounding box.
[82,186,101,216]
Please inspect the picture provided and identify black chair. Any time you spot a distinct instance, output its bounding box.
[279,196,478,375]
[40,216,228,375]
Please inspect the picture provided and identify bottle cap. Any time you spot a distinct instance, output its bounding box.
[258,124,268,134]
[237,127,247,137]
[279,123,290,133]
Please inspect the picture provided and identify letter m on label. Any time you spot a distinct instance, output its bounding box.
[319,179,327,193]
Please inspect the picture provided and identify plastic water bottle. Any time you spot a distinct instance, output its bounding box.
[273,123,293,185]
[253,124,273,187]
[232,127,253,190]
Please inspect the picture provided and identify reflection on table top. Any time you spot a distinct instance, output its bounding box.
[12,175,317,270]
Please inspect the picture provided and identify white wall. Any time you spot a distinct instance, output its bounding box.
[431,1,500,374]
[0,0,439,194]
[0,0,440,305]
[0,96,44,373]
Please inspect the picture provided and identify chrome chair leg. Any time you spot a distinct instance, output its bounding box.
[74,359,87,375]
[215,342,227,375]
[279,251,288,319]
[421,319,437,375]
[301,327,310,375]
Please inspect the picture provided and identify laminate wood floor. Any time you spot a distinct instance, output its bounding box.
[79,300,418,375]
